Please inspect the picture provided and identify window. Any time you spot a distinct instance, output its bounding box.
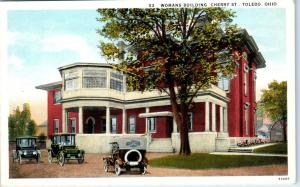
[111,116,117,134]
[53,91,61,104]
[148,117,156,132]
[83,69,107,88]
[129,116,136,134]
[188,112,193,131]
[244,105,249,136]
[64,70,79,90]
[54,119,59,133]
[70,118,76,133]
[110,72,123,91]
[244,64,249,96]
[218,76,230,91]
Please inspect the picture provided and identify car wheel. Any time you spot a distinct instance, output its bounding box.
[36,154,40,164]
[103,160,108,173]
[140,165,147,175]
[114,163,121,176]
[58,152,65,167]
[48,151,53,163]
[19,155,22,165]
[78,154,84,164]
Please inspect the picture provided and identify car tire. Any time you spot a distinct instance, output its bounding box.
[114,163,121,176]
[36,154,40,164]
[140,165,147,175]
[103,160,109,173]
[48,151,52,164]
[78,154,84,164]
[58,152,65,167]
[19,155,22,165]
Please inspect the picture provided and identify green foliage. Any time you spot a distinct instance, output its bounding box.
[8,103,37,141]
[27,120,37,136]
[260,80,287,121]
[149,153,287,169]
[97,8,243,155]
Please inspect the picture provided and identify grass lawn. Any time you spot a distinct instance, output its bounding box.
[149,153,287,170]
[254,143,287,154]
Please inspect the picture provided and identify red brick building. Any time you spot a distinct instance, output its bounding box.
[36,30,265,153]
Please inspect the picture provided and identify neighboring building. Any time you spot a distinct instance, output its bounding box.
[36,30,265,153]
[36,121,48,137]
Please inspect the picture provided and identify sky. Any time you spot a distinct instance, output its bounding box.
[7,8,287,125]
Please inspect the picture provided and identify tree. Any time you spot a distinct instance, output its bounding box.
[8,103,37,141]
[260,80,287,142]
[97,8,242,155]
[27,120,37,136]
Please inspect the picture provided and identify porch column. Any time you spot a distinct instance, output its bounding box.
[220,106,224,132]
[145,107,150,133]
[173,117,178,133]
[224,107,228,132]
[122,108,126,134]
[106,106,110,134]
[62,108,66,133]
[212,103,216,132]
[78,106,83,134]
[205,101,210,131]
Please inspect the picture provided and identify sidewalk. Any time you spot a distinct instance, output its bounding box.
[210,152,287,157]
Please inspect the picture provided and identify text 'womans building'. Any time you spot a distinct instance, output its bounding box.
[36,30,265,153]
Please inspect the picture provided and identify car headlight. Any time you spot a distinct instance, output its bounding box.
[78,153,81,157]
[24,151,27,155]
[33,151,37,155]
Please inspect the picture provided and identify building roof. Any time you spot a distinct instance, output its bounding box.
[240,29,266,69]
[58,62,112,72]
[36,81,62,91]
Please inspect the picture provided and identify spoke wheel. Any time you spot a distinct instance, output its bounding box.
[103,160,109,173]
[36,154,40,164]
[19,155,22,165]
[48,151,53,163]
[141,166,147,175]
[58,152,65,167]
[78,154,84,164]
[114,163,121,176]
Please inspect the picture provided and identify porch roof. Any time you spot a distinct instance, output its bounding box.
[138,111,173,118]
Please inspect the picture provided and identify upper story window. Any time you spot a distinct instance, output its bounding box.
[244,64,249,96]
[64,70,79,90]
[217,73,230,92]
[53,91,61,104]
[83,69,107,88]
[110,72,123,91]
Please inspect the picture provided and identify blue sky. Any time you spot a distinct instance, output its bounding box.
[7,8,287,124]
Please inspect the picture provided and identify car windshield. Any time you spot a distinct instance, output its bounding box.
[54,135,75,146]
[18,138,36,147]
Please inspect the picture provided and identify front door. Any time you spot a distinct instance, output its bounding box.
[167,117,173,137]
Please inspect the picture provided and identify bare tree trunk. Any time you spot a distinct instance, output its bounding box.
[283,119,287,142]
[179,108,191,155]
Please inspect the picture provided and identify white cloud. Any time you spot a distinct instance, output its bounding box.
[7,31,21,45]
[8,55,24,68]
[257,44,278,53]
[42,34,102,62]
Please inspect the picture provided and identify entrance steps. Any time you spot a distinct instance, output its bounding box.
[147,138,174,153]
[228,147,253,153]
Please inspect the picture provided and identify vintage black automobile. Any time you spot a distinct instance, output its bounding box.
[103,138,148,175]
[47,133,85,166]
[12,136,41,164]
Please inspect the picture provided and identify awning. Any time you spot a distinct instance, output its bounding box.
[138,111,173,118]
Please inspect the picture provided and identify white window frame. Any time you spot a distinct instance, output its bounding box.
[188,112,193,131]
[244,64,249,96]
[111,116,117,134]
[128,116,136,134]
[244,104,249,136]
[70,118,76,133]
[54,119,59,133]
[82,69,107,88]
[64,70,79,91]
[110,71,124,91]
[148,117,156,133]
[53,91,61,104]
